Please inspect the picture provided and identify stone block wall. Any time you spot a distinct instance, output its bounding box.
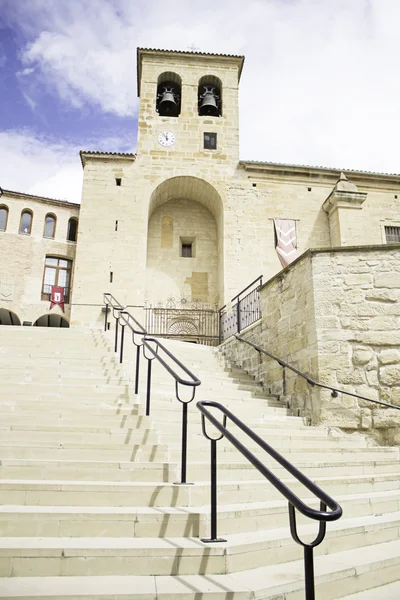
[0,191,79,325]
[221,245,400,444]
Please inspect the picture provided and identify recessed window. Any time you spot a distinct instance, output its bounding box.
[0,205,9,231]
[308,187,312,192]
[385,226,400,244]
[41,256,72,303]
[204,132,217,150]
[110,271,113,283]
[67,217,78,242]
[43,214,56,238]
[19,210,33,235]
[116,178,122,186]
[181,243,193,258]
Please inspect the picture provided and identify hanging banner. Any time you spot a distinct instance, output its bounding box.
[50,286,65,312]
[274,219,299,268]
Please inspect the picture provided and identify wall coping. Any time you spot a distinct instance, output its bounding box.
[260,244,400,292]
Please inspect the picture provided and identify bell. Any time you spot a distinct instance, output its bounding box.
[199,86,219,116]
[158,86,179,117]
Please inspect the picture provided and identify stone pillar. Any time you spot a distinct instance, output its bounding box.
[323,173,367,247]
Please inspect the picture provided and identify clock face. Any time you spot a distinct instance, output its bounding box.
[158,131,176,147]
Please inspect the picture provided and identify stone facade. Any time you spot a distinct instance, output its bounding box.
[0,190,79,325]
[1,48,400,340]
[221,245,400,443]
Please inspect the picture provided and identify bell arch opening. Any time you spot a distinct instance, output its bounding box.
[33,314,70,328]
[0,308,21,326]
[156,72,182,117]
[146,176,224,310]
[198,75,222,117]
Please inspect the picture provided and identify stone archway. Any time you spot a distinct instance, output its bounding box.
[146,176,224,308]
[33,314,70,328]
[0,308,21,326]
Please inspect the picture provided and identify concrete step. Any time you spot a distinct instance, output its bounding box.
[1,512,400,577]
[1,538,400,598]
[2,472,400,507]
[1,457,399,483]
[2,489,400,538]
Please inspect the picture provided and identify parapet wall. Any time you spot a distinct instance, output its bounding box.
[221,245,400,444]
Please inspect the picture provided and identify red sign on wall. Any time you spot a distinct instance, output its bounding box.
[50,286,65,312]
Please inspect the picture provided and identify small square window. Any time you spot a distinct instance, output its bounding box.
[385,226,400,243]
[204,132,217,150]
[181,243,192,258]
[116,178,122,186]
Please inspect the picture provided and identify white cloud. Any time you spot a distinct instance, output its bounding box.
[2,0,400,174]
[0,131,83,202]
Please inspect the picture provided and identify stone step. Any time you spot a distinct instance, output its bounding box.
[1,457,399,483]
[1,538,400,598]
[2,473,400,506]
[340,582,400,599]
[1,512,400,577]
[2,489,400,538]
[0,429,367,450]
[0,412,307,429]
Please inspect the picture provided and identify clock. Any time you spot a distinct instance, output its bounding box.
[158,131,176,147]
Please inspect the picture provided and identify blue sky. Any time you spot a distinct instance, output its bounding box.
[1,0,399,202]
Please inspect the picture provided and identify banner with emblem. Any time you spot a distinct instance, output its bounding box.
[50,286,65,312]
[274,219,299,268]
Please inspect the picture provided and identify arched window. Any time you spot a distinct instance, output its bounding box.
[43,213,56,238]
[67,217,78,242]
[198,75,222,117]
[156,72,182,117]
[0,205,9,231]
[19,209,33,235]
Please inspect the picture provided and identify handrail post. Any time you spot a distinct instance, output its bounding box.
[201,437,226,542]
[119,324,125,364]
[104,302,109,332]
[304,546,315,600]
[114,316,119,353]
[135,345,140,395]
[236,299,241,334]
[181,403,188,484]
[146,357,152,416]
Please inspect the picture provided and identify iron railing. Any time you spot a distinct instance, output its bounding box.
[144,305,219,346]
[219,275,263,342]
[197,400,342,600]
[103,293,201,483]
[236,335,400,411]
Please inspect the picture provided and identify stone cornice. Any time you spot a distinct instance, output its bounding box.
[0,188,80,209]
[322,190,368,215]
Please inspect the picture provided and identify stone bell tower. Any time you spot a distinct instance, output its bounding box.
[136,48,244,166]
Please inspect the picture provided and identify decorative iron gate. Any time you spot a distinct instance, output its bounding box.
[144,298,219,346]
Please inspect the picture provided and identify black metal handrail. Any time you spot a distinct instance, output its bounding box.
[236,335,400,411]
[197,400,342,600]
[103,293,202,484]
[219,275,263,342]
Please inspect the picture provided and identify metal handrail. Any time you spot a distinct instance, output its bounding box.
[142,337,200,388]
[236,335,400,411]
[103,293,202,484]
[197,399,342,600]
[231,274,263,302]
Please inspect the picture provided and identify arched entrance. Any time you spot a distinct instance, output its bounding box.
[33,314,69,328]
[146,176,224,308]
[0,308,21,325]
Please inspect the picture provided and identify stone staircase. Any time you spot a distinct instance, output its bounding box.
[0,326,400,599]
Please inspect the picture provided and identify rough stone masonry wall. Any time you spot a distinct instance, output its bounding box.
[221,245,400,444]
[312,246,400,445]
[221,252,320,422]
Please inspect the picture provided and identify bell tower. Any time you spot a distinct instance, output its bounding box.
[136,48,244,166]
